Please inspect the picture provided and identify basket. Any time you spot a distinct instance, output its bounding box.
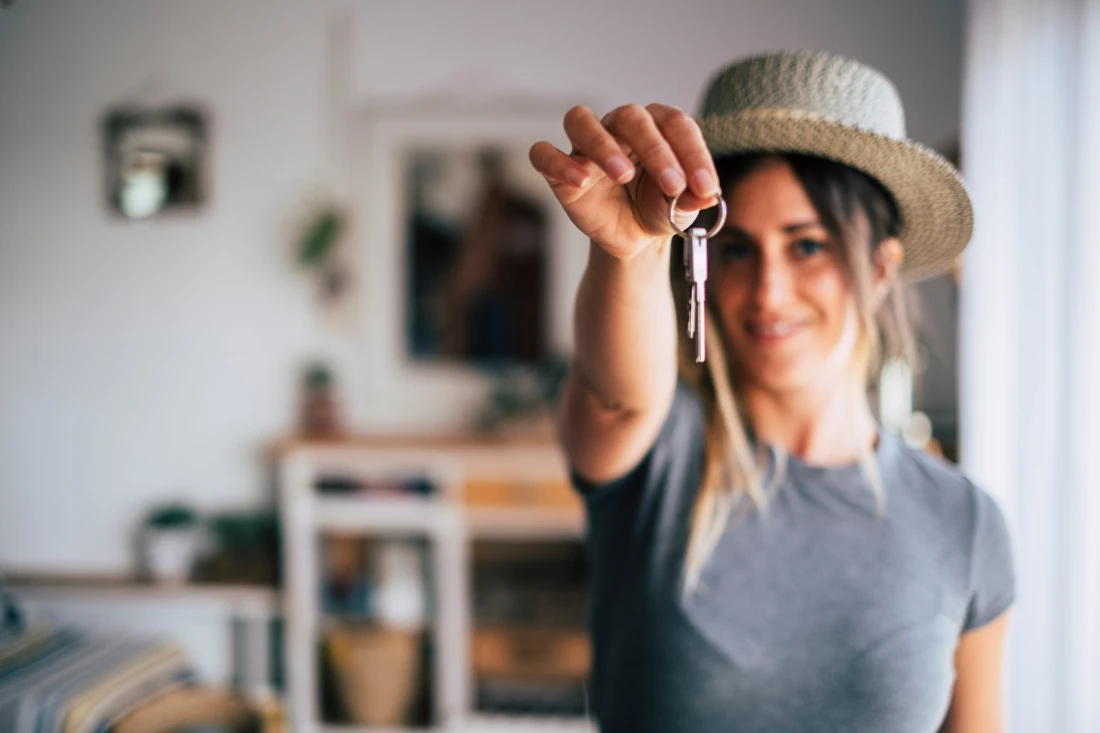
[324,623,424,726]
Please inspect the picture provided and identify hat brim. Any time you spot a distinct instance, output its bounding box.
[698,109,972,281]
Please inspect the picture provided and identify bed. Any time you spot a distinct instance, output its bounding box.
[0,577,265,733]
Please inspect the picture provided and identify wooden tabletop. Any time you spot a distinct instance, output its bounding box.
[271,431,562,456]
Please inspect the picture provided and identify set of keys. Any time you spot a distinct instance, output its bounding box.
[669,194,727,362]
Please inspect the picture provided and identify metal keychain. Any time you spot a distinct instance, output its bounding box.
[669,194,727,362]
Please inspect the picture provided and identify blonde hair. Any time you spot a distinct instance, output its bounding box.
[671,153,919,593]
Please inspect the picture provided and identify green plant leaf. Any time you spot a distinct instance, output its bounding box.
[298,210,343,268]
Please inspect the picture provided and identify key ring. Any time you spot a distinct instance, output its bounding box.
[668,193,727,239]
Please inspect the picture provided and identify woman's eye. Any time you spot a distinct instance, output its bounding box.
[794,238,828,257]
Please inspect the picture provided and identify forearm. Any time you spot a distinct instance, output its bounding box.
[571,236,679,415]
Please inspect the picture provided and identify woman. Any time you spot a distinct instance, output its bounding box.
[529,52,1015,732]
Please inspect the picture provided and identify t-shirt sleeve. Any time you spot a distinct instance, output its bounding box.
[568,380,703,502]
[962,485,1017,632]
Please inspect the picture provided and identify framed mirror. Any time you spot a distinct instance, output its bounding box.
[406,145,549,367]
[352,98,588,431]
[101,104,208,220]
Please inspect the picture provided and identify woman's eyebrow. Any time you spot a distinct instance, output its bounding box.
[783,221,824,233]
[718,220,824,237]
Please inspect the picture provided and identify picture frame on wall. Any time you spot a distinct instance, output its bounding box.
[350,97,589,432]
[404,145,548,367]
[101,104,208,221]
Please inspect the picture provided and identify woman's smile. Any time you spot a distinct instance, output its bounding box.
[743,317,809,345]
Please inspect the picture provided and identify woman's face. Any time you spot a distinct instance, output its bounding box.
[709,157,860,396]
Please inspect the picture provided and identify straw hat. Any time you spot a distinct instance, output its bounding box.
[697,51,972,281]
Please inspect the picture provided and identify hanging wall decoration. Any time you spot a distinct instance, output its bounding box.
[101,104,208,220]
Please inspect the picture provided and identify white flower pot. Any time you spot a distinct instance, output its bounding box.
[143,527,204,583]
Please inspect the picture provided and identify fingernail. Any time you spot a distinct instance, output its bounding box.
[658,168,686,195]
[565,167,587,187]
[691,169,719,197]
[606,156,634,182]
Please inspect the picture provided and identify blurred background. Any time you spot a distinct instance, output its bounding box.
[0,1,1096,732]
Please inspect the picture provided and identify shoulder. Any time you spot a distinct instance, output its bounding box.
[885,437,1016,629]
[887,437,997,528]
[653,380,707,460]
[883,438,1011,574]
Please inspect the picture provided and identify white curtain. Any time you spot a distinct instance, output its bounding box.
[961,0,1100,731]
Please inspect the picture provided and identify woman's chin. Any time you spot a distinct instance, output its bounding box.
[738,359,822,396]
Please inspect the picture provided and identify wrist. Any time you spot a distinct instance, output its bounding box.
[589,234,669,267]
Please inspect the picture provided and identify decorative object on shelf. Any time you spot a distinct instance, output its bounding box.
[324,622,425,727]
[373,539,428,629]
[320,538,430,727]
[296,202,352,308]
[320,535,372,618]
[298,361,345,437]
[191,510,280,585]
[477,354,569,437]
[139,502,207,584]
[101,104,208,220]
[315,473,438,499]
[471,541,590,716]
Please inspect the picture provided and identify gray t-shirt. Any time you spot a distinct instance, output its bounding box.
[574,382,1015,733]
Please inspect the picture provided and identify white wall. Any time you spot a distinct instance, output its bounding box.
[357,0,963,145]
[0,0,964,572]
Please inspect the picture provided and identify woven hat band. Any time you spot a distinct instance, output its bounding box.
[700,52,907,141]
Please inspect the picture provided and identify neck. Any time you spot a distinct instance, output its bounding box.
[741,377,879,466]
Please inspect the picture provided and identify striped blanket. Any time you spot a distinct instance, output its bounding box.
[0,586,195,733]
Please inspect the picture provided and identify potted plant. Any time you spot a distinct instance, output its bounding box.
[476,354,570,437]
[141,502,205,584]
[296,204,350,307]
[299,361,344,436]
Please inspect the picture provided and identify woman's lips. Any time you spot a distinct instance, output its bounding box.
[745,320,805,344]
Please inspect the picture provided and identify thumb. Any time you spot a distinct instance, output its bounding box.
[629,170,719,236]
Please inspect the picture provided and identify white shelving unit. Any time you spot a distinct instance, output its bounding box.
[277,438,594,733]
[279,447,468,733]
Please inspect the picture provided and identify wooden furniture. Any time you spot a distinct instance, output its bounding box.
[275,434,593,733]
[472,627,590,681]
[112,686,277,733]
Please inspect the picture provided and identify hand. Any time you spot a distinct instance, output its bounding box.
[529,103,722,260]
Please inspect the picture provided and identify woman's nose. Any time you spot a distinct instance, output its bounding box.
[752,254,794,309]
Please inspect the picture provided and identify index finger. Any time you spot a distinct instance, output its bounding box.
[646,104,720,201]
[563,105,636,185]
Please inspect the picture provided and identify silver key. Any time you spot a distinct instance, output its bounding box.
[670,194,727,363]
[685,230,707,360]
[688,284,697,338]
